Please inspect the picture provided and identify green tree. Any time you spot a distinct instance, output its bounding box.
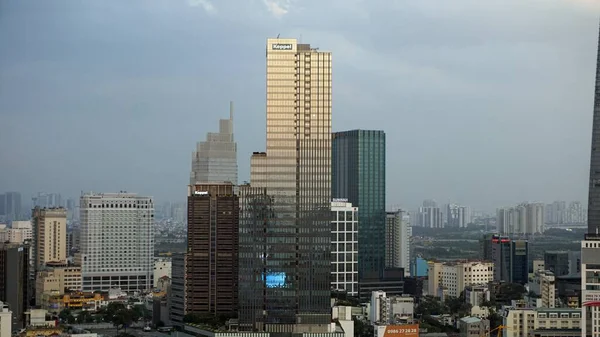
[77,310,94,324]
[353,319,374,337]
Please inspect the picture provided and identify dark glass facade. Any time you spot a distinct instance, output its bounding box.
[0,243,29,331]
[589,24,600,235]
[332,130,386,279]
[488,235,528,284]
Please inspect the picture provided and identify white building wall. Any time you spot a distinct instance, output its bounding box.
[331,200,358,296]
[582,238,600,337]
[0,302,11,337]
[153,258,172,287]
[80,193,154,293]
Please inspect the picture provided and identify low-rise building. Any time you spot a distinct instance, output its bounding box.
[153,258,172,288]
[36,264,82,305]
[428,261,494,298]
[502,307,581,337]
[528,270,556,308]
[458,316,489,337]
[0,301,12,337]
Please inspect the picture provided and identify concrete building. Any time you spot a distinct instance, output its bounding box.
[447,204,471,228]
[35,264,82,305]
[3,192,22,222]
[418,206,443,228]
[153,258,172,288]
[497,203,544,235]
[359,268,405,302]
[428,261,493,298]
[239,37,333,333]
[385,210,411,276]
[190,101,238,186]
[331,200,358,296]
[464,285,491,307]
[458,316,489,337]
[484,235,529,284]
[31,207,67,271]
[80,192,154,292]
[0,301,11,337]
[502,307,581,337]
[528,270,556,308]
[370,291,414,325]
[532,259,545,273]
[8,221,32,244]
[186,183,239,315]
[544,251,581,277]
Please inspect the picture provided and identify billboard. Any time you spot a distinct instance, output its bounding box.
[376,324,419,337]
[265,272,286,288]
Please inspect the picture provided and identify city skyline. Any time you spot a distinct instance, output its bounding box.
[1,0,598,211]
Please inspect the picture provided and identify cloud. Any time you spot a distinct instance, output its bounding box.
[187,0,216,13]
[263,0,290,18]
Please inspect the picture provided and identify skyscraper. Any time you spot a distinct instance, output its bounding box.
[4,192,21,222]
[80,192,154,292]
[332,130,386,278]
[240,38,332,333]
[190,102,238,185]
[385,210,412,277]
[581,62,600,336]
[31,207,67,272]
[186,183,239,316]
[486,235,528,285]
[0,243,29,332]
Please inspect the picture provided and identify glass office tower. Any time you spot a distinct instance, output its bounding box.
[332,130,386,279]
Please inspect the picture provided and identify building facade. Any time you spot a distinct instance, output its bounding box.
[502,307,581,337]
[239,38,333,333]
[446,204,471,228]
[79,192,154,292]
[544,251,581,277]
[190,101,238,185]
[186,183,239,315]
[385,210,411,276]
[486,235,529,285]
[169,253,187,326]
[0,243,29,332]
[428,261,493,298]
[331,200,358,296]
[31,207,67,271]
[529,270,556,308]
[332,130,386,278]
[418,206,443,228]
[497,203,545,235]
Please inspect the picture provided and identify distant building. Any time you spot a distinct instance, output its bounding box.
[528,270,556,308]
[153,258,171,288]
[0,301,11,337]
[410,256,428,277]
[370,291,414,325]
[418,206,443,228]
[169,253,187,327]
[35,264,82,306]
[7,221,31,244]
[497,203,544,235]
[3,192,22,222]
[190,101,238,185]
[80,192,154,292]
[359,268,404,302]
[331,200,358,296]
[485,235,528,284]
[544,251,580,277]
[447,204,471,228]
[385,210,411,276]
[502,307,581,337]
[31,207,67,271]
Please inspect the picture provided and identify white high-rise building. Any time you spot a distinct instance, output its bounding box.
[331,200,358,296]
[385,210,411,276]
[80,192,154,293]
[446,204,471,228]
[418,207,443,228]
[190,101,238,185]
[497,203,544,235]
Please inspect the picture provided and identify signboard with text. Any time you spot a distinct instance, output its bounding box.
[377,324,419,337]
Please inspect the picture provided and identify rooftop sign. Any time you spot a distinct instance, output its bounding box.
[272,43,293,50]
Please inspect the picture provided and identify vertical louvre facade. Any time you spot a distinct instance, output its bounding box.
[241,38,332,332]
[590,22,600,235]
[187,183,239,316]
[332,130,386,279]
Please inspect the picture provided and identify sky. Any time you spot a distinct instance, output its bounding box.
[0,0,599,212]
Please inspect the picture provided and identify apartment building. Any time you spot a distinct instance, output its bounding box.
[429,261,494,298]
[528,270,556,308]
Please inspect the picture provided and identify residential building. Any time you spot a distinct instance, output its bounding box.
[464,285,491,307]
[458,316,489,337]
[370,291,414,325]
[497,203,544,235]
[332,130,386,279]
[8,221,32,244]
[532,259,545,273]
[428,261,493,298]
[3,192,22,222]
[190,101,238,185]
[169,253,187,327]
[418,206,443,228]
[528,270,556,308]
[186,183,239,315]
[0,301,11,337]
[447,204,471,228]
[544,251,581,277]
[410,256,428,277]
[31,207,67,271]
[153,258,172,288]
[239,37,333,333]
[502,307,581,337]
[80,192,154,292]
[330,200,358,296]
[385,210,411,276]
[0,243,29,332]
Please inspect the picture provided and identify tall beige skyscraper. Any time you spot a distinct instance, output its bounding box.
[31,207,67,270]
[240,38,333,332]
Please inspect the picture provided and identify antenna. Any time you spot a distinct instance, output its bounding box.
[229,101,234,120]
[277,33,280,38]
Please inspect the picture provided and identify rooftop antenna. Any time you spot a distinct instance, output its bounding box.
[277,33,280,38]
[229,101,234,120]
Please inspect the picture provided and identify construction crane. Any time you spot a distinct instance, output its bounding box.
[484,325,511,337]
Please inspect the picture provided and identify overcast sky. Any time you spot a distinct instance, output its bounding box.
[0,0,598,212]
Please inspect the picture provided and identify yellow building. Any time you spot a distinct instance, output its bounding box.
[19,327,62,337]
[32,207,67,269]
[62,292,103,310]
[36,264,82,306]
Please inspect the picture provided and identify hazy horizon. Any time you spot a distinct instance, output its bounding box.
[1,0,599,212]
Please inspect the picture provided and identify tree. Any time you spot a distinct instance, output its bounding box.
[354,319,374,337]
[111,308,134,334]
[59,309,76,324]
[77,310,94,324]
[495,283,527,304]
